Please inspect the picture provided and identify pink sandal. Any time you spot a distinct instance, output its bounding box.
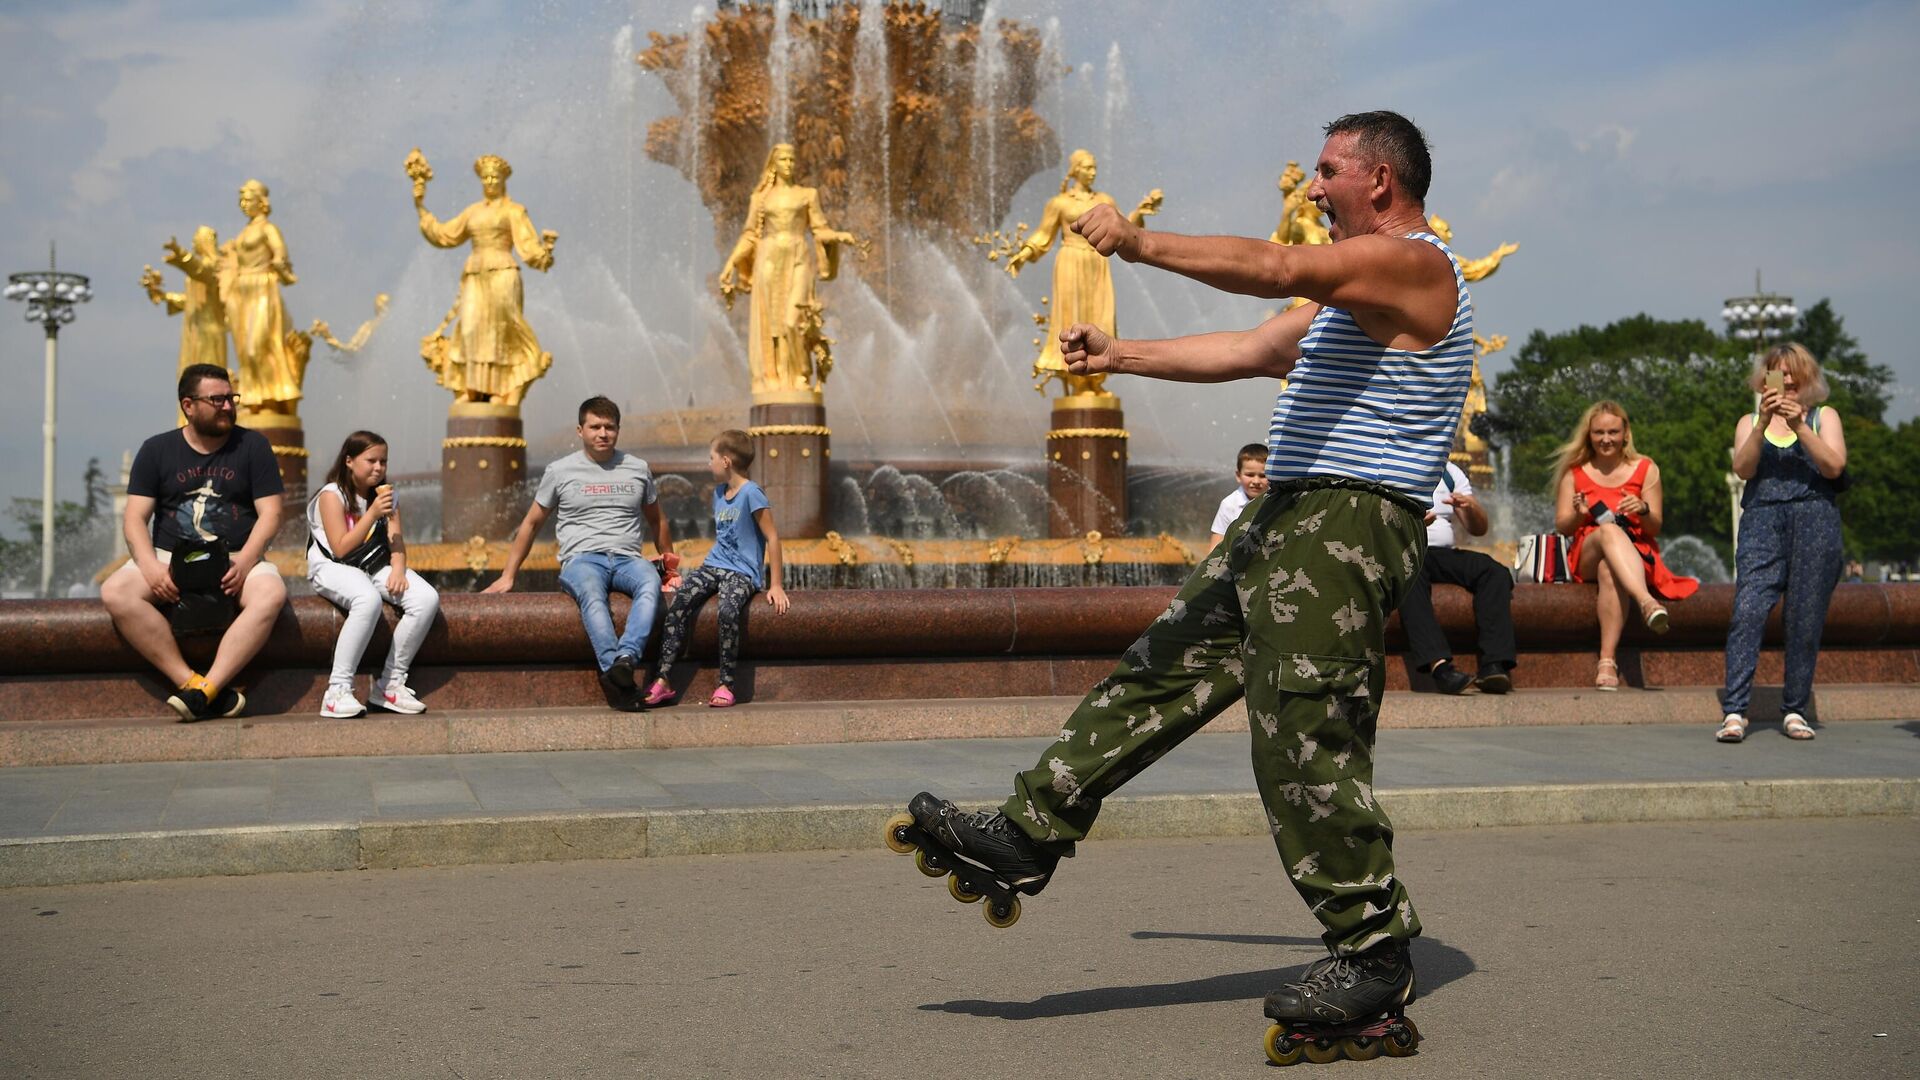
[643,679,676,707]
[1595,658,1620,692]
[708,685,736,708]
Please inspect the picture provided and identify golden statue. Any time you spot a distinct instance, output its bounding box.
[1427,215,1518,283]
[310,295,392,356]
[1005,149,1162,397]
[718,143,862,399]
[1269,160,1329,247]
[410,149,558,408]
[222,180,305,415]
[141,225,230,381]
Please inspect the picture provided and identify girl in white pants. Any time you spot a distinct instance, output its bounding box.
[308,431,440,717]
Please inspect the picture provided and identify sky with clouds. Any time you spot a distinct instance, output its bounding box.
[1,0,1915,532]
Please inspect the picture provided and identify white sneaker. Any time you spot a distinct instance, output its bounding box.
[320,686,366,719]
[378,683,427,715]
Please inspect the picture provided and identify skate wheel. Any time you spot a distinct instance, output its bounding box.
[914,848,947,878]
[1382,1020,1420,1058]
[1342,1036,1383,1061]
[883,812,916,855]
[947,875,982,904]
[1262,1025,1305,1066]
[1301,1039,1342,1064]
[982,897,1021,929]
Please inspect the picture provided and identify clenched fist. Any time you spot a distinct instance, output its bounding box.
[1061,323,1116,376]
[1070,203,1141,260]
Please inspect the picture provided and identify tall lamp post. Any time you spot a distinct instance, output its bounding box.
[4,244,91,597]
[1719,272,1796,565]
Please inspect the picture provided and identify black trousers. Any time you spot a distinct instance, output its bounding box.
[1399,546,1516,671]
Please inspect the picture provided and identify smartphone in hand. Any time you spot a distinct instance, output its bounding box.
[1588,498,1616,526]
[1765,370,1785,394]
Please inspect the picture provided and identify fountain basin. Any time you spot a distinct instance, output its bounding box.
[3,584,1915,725]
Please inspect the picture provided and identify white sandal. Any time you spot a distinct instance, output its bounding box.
[1715,714,1748,743]
[1782,713,1816,740]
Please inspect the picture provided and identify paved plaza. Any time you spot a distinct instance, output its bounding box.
[3,817,1915,1078]
[5,719,1916,838]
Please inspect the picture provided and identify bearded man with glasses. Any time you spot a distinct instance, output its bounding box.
[101,363,287,720]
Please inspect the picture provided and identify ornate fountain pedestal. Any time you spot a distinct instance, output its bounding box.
[441,399,527,543]
[242,409,308,546]
[1045,391,1128,538]
[750,390,829,538]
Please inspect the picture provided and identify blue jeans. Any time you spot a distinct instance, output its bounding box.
[557,552,661,672]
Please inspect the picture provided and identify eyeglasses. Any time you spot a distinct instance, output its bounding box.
[188,394,241,408]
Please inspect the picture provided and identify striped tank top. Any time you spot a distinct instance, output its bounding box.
[1265,231,1475,499]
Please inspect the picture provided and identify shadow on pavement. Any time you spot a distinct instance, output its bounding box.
[919,934,1473,1020]
[1897,721,1920,740]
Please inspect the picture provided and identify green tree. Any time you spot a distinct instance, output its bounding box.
[1835,417,1920,563]
[1489,316,1750,550]
[1791,299,1892,423]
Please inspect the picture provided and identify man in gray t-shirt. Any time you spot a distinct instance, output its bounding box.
[486,397,676,704]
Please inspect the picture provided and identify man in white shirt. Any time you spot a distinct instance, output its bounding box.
[1399,462,1515,694]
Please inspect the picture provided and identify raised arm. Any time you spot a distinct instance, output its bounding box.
[1636,462,1665,539]
[1786,399,1848,479]
[416,200,471,250]
[1063,300,1319,385]
[141,267,186,315]
[1070,204,1456,342]
[509,203,554,271]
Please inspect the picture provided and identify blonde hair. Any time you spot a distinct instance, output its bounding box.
[1060,149,1096,194]
[1750,341,1830,406]
[1552,399,1639,478]
[474,154,512,180]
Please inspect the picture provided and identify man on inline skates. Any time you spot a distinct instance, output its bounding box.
[888,111,1469,1064]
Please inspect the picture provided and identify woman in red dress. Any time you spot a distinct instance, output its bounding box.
[1552,401,1699,690]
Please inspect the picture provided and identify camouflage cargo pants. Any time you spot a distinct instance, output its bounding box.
[1000,478,1428,955]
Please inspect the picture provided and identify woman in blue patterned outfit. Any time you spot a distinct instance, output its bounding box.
[1717,342,1849,742]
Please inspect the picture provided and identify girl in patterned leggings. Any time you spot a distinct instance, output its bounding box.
[645,430,789,707]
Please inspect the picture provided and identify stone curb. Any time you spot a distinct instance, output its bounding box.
[5,684,1916,768]
[3,777,1913,889]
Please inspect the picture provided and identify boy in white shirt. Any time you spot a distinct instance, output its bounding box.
[1207,443,1271,551]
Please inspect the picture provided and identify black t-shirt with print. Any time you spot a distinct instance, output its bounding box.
[127,427,284,552]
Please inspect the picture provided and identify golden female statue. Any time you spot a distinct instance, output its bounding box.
[1269,161,1330,247]
[1005,149,1162,396]
[410,150,557,407]
[1426,215,1518,283]
[718,143,861,399]
[141,225,230,380]
[222,180,304,414]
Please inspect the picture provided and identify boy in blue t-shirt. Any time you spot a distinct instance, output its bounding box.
[645,429,790,708]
